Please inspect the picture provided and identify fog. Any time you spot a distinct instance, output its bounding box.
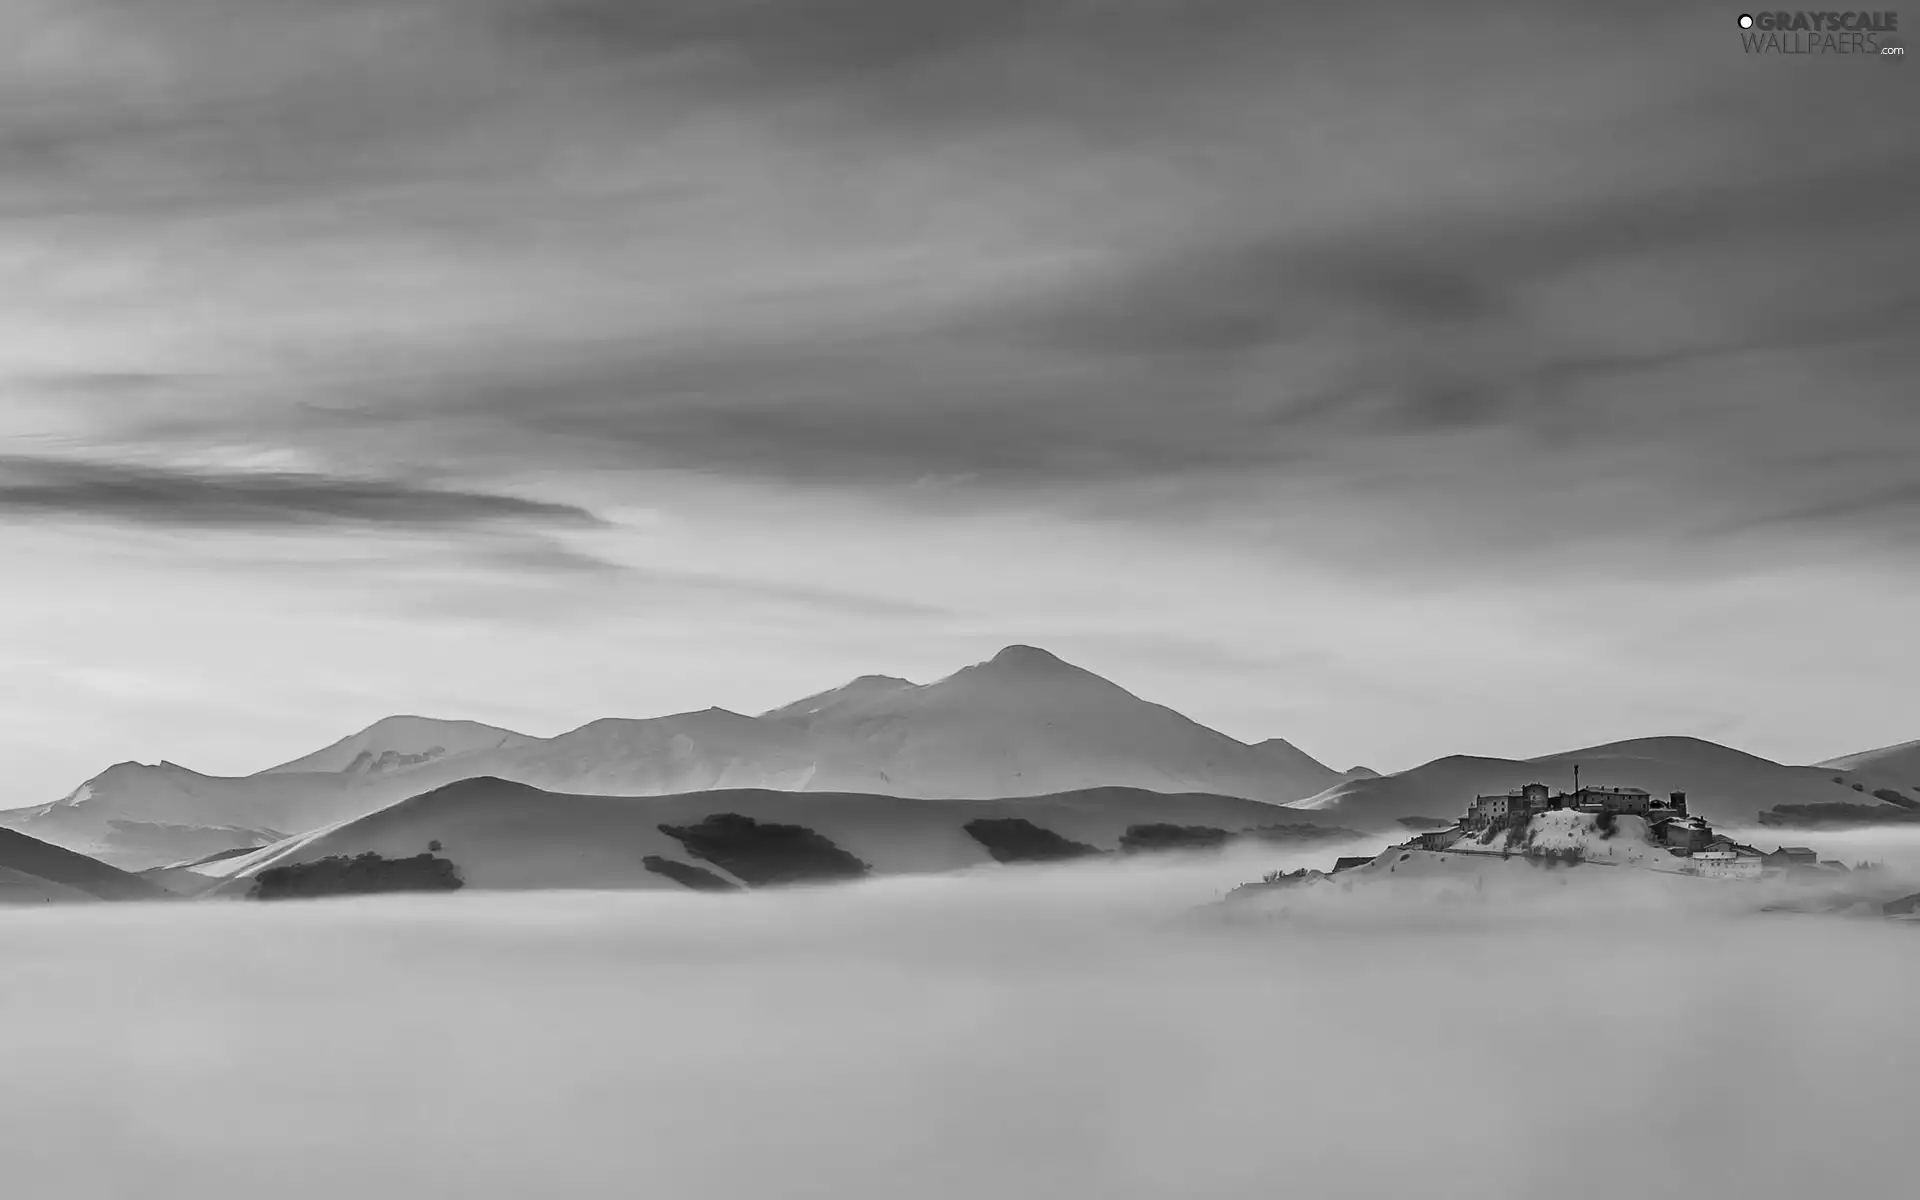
[5,844,1917,1200]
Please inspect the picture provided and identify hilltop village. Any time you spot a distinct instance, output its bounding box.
[1382,781,1854,879]
[1247,781,1863,893]
[1228,778,1920,924]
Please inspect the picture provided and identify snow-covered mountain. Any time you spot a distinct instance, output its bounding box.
[1290,736,1892,832]
[1,648,1345,869]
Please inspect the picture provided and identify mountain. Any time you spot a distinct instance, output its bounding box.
[186,778,1357,896]
[259,715,534,775]
[1290,736,1877,832]
[757,645,1345,802]
[0,826,168,903]
[0,760,326,870]
[2,646,1345,869]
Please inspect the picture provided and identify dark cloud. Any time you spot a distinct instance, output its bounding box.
[0,456,601,531]
[4,0,1916,579]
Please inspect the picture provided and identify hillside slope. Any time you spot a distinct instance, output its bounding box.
[192,779,1348,896]
[1815,739,1920,799]
[0,826,169,902]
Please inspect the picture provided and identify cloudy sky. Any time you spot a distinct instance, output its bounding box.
[2,0,1914,803]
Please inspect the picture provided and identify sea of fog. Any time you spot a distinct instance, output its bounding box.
[5,831,1919,1200]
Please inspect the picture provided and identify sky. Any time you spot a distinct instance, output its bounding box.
[1,0,1915,804]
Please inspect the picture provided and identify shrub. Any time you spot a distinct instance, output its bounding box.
[962,818,1103,865]
[1259,867,1312,885]
[1853,783,1866,792]
[1594,809,1617,837]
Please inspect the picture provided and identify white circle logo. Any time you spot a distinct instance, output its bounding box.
[1738,13,1754,27]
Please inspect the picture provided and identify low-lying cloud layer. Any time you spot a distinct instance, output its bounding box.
[5,849,1919,1199]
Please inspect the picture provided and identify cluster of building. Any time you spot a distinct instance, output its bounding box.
[1407,779,1855,879]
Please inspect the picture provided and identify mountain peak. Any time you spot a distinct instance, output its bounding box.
[988,644,1067,667]
[258,715,532,775]
[760,674,918,722]
[958,645,1112,688]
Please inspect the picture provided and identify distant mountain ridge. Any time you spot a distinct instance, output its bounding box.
[1,646,1350,868]
[7,644,1906,870]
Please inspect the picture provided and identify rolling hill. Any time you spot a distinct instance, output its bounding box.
[1815,740,1920,797]
[0,826,169,903]
[182,778,1359,896]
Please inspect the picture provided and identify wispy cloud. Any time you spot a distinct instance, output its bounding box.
[0,456,600,530]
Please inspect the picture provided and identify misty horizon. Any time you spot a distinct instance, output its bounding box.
[20,639,1901,790]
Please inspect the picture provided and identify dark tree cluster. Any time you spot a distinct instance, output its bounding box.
[248,851,463,900]
[1119,822,1360,854]
[962,818,1103,864]
[1757,804,1920,828]
[1240,822,1363,844]
[1119,823,1235,853]
[658,814,871,886]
